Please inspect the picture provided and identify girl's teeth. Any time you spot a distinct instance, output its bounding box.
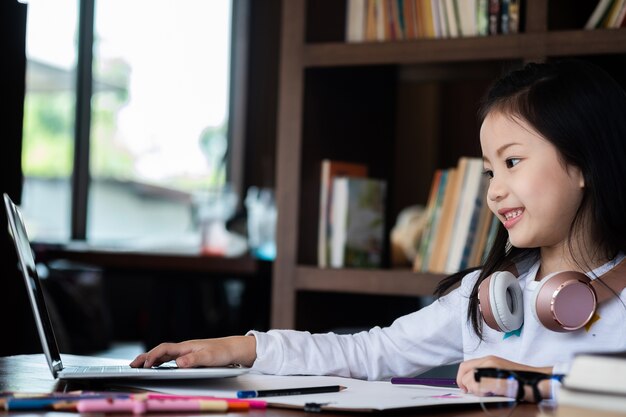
[505,209,522,220]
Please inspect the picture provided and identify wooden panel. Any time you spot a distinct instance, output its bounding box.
[303,31,626,67]
[272,0,306,329]
[524,0,548,32]
[296,266,445,296]
[545,30,626,56]
[547,0,596,30]
[243,0,281,189]
[38,247,258,275]
[305,0,346,43]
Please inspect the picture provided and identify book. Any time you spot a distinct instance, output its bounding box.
[428,158,467,273]
[558,350,626,414]
[366,0,379,40]
[466,193,494,267]
[605,0,626,27]
[402,0,417,39]
[413,169,444,271]
[421,0,435,37]
[403,0,417,39]
[558,388,626,415]
[563,350,626,395]
[615,0,626,28]
[376,0,386,40]
[453,159,490,271]
[500,0,510,34]
[330,177,386,268]
[437,0,449,37]
[488,0,500,35]
[346,0,367,42]
[384,0,394,40]
[430,0,443,38]
[418,168,452,272]
[456,0,477,37]
[508,0,520,33]
[444,0,460,37]
[393,0,405,40]
[585,0,614,29]
[412,0,421,38]
[480,213,501,262]
[476,0,489,36]
[317,160,368,267]
[444,157,484,273]
[539,405,626,417]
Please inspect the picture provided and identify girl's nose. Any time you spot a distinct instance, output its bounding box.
[487,177,506,202]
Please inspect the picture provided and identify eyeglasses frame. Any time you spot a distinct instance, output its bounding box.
[473,367,565,402]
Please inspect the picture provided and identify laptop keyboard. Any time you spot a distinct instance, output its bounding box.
[62,365,179,374]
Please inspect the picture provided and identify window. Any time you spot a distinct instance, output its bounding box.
[21,0,234,247]
[21,0,77,241]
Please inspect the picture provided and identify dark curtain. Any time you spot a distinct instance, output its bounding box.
[0,1,40,356]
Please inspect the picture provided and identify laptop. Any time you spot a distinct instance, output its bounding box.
[3,193,250,380]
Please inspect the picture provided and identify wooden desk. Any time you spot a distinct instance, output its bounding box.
[0,354,541,417]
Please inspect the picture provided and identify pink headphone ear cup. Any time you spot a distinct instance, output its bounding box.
[479,271,523,332]
[478,275,499,331]
[533,271,597,332]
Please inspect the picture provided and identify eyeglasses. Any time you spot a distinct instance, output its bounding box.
[473,368,564,403]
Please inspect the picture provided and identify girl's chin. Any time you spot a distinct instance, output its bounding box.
[507,236,535,249]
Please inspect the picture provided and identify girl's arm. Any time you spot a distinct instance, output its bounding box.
[248,285,467,380]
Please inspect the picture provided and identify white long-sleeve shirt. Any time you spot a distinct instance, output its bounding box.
[248,254,626,380]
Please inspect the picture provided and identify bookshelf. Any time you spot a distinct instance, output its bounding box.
[271,0,626,329]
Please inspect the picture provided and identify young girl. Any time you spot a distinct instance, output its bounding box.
[130,60,626,401]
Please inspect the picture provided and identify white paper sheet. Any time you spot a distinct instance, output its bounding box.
[125,373,513,412]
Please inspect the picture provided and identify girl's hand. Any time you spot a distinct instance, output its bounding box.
[456,355,553,401]
[129,335,257,368]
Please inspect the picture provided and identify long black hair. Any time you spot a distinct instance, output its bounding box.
[435,60,626,340]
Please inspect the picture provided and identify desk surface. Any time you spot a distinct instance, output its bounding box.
[0,354,542,417]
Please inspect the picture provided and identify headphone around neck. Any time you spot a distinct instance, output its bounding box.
[478,259,626,333]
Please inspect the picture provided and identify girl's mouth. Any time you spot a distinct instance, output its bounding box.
[502,208,524,229]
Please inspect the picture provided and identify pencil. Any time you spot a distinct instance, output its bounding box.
[237,385,346,398]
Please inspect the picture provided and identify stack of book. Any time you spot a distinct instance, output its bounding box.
[555,350,626,415]
[345,0,521,43]
[414,156,496,274]
[317,159,386,269]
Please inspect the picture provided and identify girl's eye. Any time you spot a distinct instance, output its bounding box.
[482,169,493,179]
[505,158,521,169]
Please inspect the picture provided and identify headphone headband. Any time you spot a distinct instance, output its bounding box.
[590,258,626,303]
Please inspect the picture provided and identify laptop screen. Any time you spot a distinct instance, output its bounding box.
[3,193,64,377]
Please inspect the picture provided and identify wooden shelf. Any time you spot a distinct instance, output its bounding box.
[295,266,446,297]
[36,245,259,276]
[303,30,626,67]
[271,0,626,329]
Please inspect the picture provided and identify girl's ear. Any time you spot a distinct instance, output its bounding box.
[573,167,585,188]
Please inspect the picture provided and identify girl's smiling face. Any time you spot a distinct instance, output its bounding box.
[480,111,585,251]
